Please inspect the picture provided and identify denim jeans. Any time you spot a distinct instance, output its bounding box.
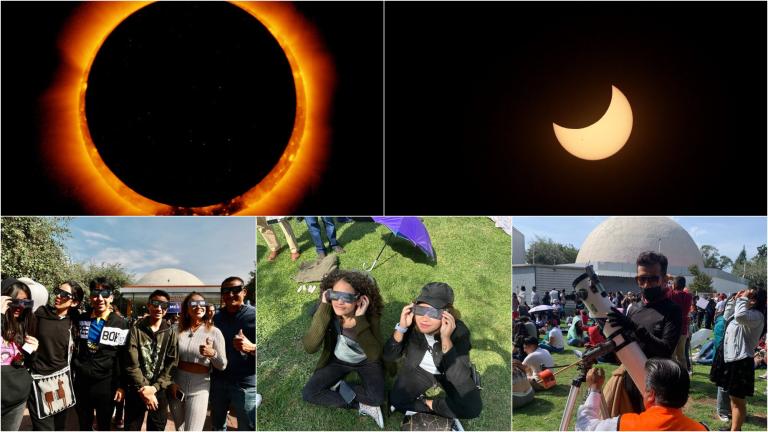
[1,401,26,431]
[539,342,564,353]
[305,217,338,253]
[210,378,256,431]
[302,359,385,408]
[717,386,731,417]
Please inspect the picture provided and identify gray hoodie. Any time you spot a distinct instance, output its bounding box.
[723,296,765,363]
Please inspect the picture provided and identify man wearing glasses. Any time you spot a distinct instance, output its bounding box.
[606,251,682,414]
[211,276,256,430]
[73,278,130,431]
[123,289,179,430]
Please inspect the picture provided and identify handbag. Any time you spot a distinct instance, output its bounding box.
[30,366,76,419]
[1,364,32,410]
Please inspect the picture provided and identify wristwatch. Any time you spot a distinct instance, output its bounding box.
[395,323,408,334]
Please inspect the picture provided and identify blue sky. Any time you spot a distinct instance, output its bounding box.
[65,217,255,284]
[513,216,767,262]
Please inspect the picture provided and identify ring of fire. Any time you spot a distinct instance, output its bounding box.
[43,1,334,215]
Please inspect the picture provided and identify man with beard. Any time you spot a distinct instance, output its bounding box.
[73,278,129,431]
[606,251,682,415]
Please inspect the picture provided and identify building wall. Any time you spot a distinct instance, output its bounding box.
[512,228,526,265]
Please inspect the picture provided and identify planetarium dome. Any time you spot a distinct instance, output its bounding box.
[576,217,705,269]
[135,268,204,286]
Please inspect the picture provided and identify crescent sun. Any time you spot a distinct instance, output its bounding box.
[553,85,633,161]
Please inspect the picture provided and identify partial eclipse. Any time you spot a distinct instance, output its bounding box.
[553,85,633,161]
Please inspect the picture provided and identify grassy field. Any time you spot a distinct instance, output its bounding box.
[256,217,511,430]
[512,328,768,431]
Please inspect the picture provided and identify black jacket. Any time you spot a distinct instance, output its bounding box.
[30,305,76,375]
[382,319,476,395]
[627,298,682,359]
[72,311,128,388]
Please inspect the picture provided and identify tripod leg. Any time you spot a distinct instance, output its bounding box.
[559,384,582,431]
[599,393,610,420]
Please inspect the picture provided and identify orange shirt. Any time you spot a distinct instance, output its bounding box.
[618,405,708,431]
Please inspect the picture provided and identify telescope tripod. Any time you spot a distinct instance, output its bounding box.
[558,341,614,431]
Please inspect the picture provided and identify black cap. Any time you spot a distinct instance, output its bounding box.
[415,282,454,309]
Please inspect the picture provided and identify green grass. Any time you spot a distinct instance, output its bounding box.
[256,217,511,430]
[513,331,768,431]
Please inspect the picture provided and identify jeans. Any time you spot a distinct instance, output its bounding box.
[717,386,731,417]
[1,401,26,431]
[305,217,339,253]
[696,340,716,365]
[27,391,70,431]
[302,359,385,408]
[74,374,116,431]
[210,378,256,431]
[539,342,564,353]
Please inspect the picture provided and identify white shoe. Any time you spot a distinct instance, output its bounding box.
[359,403,384,429]
[452,418,465,431]
[256,393,262,409]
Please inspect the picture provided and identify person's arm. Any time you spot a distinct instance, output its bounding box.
[210,328,228,371]
[302,302,332,354]
[124,326,149,389]
[634,306,682,357]
[733,296,762,325]
[723,296,737,321]
[430,321,477,418]
[383,303,414,361]
[354,314,383,361]
[575,367,618,431]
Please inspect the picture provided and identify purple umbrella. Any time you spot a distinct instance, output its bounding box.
[368,217,436,270]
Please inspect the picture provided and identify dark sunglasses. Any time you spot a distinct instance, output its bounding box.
[90,289,112,298]
[327,290,359,304]
[413,305,442,320]
[54,287,75,300]
[149,299,170,310]
[9,298,33,309]
[189,300,208,308]
[221,285,244,295]
[635,275,661,284]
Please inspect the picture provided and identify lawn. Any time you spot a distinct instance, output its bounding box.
[256,217,512,431]
[512,328,768,431]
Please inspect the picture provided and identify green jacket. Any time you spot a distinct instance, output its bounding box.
[124,317,178,392]
[302,302,383,370]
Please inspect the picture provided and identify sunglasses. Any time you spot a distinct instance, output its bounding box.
[90,289,113,298]
[189,300,208,308]
[635,275,661,284]
[54,287,75,300]
[221,285,244,295]
[9,298,33,309]
[412,305,442,320]
[327,290,359,304]
[149,299,170,310]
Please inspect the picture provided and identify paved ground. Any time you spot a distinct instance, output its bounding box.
[19,405,240,431]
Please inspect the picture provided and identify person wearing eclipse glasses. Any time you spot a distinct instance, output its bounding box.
[301,269,386,428]
[1,278,39,431]
[169,291,226,432]
[211,276,256,431]
[25,280,84,431]
[383,282,482,430]
[72,277,130,431]
[123,289,179,431]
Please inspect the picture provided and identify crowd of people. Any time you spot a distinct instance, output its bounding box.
[1,276,256,431]
[513,251,767,431]
[301,269,482,430]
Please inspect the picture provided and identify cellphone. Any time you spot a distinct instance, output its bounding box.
[22,343,35,354]
[176,389,185,402]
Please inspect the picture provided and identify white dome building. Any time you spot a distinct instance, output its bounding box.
[576,217,705,269]
[123,268,219,316]
[136,268,205,286]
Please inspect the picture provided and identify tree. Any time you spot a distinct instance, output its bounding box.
[700,245,733,270]
[742,244,767,291]
[1,217,72,289]
[525,236,579,265]
[245,263,256,306]
[733,246,748,276]
[67,262,135,315]
[688,265,714,293]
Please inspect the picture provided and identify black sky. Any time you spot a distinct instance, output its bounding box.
[385,1,767,215]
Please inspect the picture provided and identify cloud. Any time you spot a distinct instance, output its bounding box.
[78,229,114,242]
[687,226,708,239]
[88,248,180,272]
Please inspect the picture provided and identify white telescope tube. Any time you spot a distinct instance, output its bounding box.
[572,266,647,396]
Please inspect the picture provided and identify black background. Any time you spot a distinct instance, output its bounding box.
[385,2,767,215]
[1,1,384,215]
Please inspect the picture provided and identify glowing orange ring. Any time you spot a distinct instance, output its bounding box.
[43,1,333,215]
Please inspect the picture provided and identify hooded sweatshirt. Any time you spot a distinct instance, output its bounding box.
[30,305,76,375]
[72,310,128,387]
[124,316,178,392]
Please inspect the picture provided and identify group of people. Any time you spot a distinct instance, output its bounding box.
[301,269,482,430]
[256,216,346,262]
[1,276,256,431]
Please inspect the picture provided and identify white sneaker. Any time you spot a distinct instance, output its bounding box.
[452,418,465,431]
[359,403,384,429]
[256,393,262,409]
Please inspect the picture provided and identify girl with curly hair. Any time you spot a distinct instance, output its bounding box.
[301,269,385,428]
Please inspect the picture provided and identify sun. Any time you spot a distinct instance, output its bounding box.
[42,1,334,215]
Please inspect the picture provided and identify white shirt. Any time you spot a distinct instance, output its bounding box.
[547,326,565,349]
[522,348,554,374]
[576,391,619,431]
[419,334,440,375]
[550,289,560,303]
[715,299,726,313]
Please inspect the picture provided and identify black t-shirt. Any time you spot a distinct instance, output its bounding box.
[627,298,682,359]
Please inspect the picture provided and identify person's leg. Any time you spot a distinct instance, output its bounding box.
[93,382,116,431]
[257,217,280,254]
[74,377,95,431]
[184,374,211,432]
[304,217,327,254]
[168,393,186,431]
[539,342,556,353]
[717,387,731,418]
[389,366,435,414]
[441,377,482,419]
[673,334,687,368]
[321,217,340,248]
[28,389,56,431]
[351,361,386,407]
[0,401,26,431]
[143,390,169,431]
[730,395,746,431]
[123,390,148,431]
[52,407,70,430]
[228,385,257,431]
[210,378,234,431]
[277,220,300,254]
[301,360,352,408]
